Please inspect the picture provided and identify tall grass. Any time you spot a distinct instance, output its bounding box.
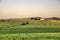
[0,33,60,40]
[0,20,60,33]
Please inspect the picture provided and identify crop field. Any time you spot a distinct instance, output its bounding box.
[0,33,60,40]
[0,20,60,33]
[0,19,60,40]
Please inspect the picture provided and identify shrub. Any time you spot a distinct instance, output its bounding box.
[21,22,29,25]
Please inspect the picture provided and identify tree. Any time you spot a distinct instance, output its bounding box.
[51,17,60,20]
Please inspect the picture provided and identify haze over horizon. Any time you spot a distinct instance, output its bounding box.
[0,0,60,19]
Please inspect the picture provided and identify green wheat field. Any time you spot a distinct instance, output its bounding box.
[0,19,60,40]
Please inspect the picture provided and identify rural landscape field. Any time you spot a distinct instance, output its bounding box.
[0,0,60,40]
[0,18,60,40]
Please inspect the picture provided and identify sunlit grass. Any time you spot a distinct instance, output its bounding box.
[0,33,60,40]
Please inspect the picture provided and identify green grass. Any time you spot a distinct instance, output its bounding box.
[0,33,60,40]
[0,20,60,40]
[0,20,60,33]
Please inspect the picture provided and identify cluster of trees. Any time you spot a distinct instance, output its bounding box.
[45,17,60,20]
[0,19,10,22]
[30,17,60,20]
[30,17,42,20]
[0,17,60,22]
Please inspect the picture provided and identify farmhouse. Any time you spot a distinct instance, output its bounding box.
[40,18,45,20]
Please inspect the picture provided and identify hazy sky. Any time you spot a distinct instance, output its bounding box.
[0,0,60,19]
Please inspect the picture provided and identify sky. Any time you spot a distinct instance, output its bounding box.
[0,0,60,19]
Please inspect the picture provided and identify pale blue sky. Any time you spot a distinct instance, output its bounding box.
[0,0,60,19]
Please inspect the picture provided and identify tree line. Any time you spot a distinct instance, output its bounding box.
[0,17,60,22]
